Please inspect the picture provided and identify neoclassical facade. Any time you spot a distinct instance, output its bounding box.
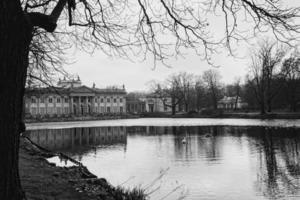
[24,77,126,117]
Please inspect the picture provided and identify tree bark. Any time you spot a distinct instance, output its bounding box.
[0,1,32,199]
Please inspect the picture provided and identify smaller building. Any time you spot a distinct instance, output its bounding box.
[140,94,177,113]
[217,96,248,109]
[126,99,146,114]
[126,93,178,113]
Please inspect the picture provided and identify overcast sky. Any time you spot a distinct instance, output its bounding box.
[62,0,299,92]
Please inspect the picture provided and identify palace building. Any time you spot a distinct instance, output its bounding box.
[24,76,127,117]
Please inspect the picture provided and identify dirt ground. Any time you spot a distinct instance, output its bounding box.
[19,137,146,200]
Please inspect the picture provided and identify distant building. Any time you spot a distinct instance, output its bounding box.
[126,93,178,113]
[24,76,126,117]
[126,98,146,114]
[140,94,178,113]
[217,96,248,109]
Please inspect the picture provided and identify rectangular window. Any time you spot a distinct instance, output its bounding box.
[101,98,104,103]
[65,98,69,103]
[107,107,110,113]
[31,108,37,115]
[120,107,123,113]
[40,98,44,103]
[48,98,53,103]
[95,98,98,103]
[57,107,61,114]
[107,98,110,103]
[64,107,69,114]
[57,98,61,103]
[114,98,117,103]
[81,98,84,103]
[120,98,123,103]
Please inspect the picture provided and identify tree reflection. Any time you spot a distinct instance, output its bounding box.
[254,127,300,199]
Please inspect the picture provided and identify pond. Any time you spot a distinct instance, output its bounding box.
[26,119,300,200]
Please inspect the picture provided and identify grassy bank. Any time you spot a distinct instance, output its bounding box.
[25,114,139,123]
[141,111,300,119]
[19,136,147,200]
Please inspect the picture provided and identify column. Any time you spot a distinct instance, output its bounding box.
[85,96,89,114]
[70,96,74,114]
[78,96,81,115]
[91,96,95,114]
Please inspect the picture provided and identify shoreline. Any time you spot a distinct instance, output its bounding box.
[20,136,146,200]
[25,112,300,124]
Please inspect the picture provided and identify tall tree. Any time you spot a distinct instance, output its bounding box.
[202,69,222,109]
[1,0,300,199]
[281,54,300,112]
[247,41,286,114]
[152,75,183,115]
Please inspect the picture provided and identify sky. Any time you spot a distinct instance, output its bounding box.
[64,47,250,92]
[62,0,299,92]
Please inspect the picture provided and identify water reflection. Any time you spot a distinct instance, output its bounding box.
[26,126,300,200]
[26,127,127,156]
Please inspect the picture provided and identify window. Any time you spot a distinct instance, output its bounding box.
[81,98,84,103]
[95,98,98,103]
[65,98,69,103]
[31,98,36,103]
[100,98,104,103]
[31,108,37,115]
[88,98,91,103]
[107,98,110,103]
[120,98,123,103]
[114,98,117,103]
[57,98,61,103]
[107,107,110,113]
[40,98,44,103]
[120,107,123,113]
[101,106,105,113]
[48,98,53,103]
[64,107,69,114]
[40,107,45,115]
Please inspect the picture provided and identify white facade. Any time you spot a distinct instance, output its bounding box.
[25,79,126,117]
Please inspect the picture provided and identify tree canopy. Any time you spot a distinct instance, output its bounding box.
[22,0,300,68]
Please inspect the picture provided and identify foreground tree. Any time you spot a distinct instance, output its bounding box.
[1,0,300,199]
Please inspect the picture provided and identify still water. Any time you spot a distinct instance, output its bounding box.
[26,119,300,200]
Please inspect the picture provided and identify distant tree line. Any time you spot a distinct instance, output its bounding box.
[149,42,300,115]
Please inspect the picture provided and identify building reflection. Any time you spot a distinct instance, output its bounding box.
[26,126,127,152]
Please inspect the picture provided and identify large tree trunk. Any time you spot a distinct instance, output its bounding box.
[171,105,176,115]
[260,101,266,115]
[0,1,32,200]
[267,99,272,113]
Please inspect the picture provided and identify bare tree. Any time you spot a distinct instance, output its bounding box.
[172,72,194,112]
[202,69,222,109]
[248,40,286,114]
[152,75,183,115]
[233,77,241,110]
[1,0,300,199]
[194,77,207,111]
[281,52,300,111]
